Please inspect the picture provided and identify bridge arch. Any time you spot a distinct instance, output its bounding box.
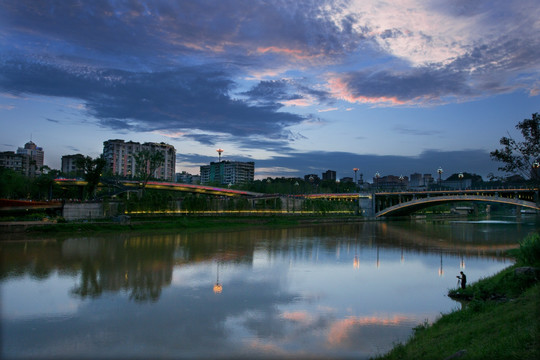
[376,195,540,218]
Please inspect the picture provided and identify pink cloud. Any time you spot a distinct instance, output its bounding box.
[280,311,313,324]
[327,77,406,106]
[317,107,338,113]
[282,98,313,107]
[255,46,323,61]
[152,130,186,138]
[327,315,409,346]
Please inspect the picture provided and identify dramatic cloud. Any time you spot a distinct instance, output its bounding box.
[0,0,538,176]
[0,59,307,141]
[329,67,473,105]
[241,79,333,108]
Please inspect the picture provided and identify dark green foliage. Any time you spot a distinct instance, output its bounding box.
[517,233,540,267]
[490,112,540,181]
[133,148,165,191]
[378,233,540,360]
[76,155,106,199]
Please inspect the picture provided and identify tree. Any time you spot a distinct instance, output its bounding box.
[76,155,106,199]
[0,167,29,198]
[490,113,540,182]
[134,148,165,191]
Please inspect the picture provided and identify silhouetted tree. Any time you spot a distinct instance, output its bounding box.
[76,155,106,199]
[134,149,165,192]
[490,113,540,182]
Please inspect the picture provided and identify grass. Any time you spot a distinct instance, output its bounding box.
[15,215,310,234]
[373,233,540,360]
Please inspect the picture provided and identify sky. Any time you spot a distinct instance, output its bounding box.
[1,0,539,182]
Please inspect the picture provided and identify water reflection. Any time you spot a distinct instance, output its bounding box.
[1,220,535,359]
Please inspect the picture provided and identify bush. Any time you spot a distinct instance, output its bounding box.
[517,233,540,267]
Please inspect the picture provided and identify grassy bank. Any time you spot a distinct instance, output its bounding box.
[2,214,365,235]
[374,233,540,360]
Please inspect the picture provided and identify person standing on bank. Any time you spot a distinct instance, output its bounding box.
[457,271,466,289]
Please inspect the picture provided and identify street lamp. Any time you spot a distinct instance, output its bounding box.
[458,172,464,190]
[375,172,380,189]
[216,148,224,162]
[353,168,359,187]
[437,167,443,186]
[533,161,540,182]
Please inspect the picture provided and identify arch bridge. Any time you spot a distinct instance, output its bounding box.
[374,188,539,217]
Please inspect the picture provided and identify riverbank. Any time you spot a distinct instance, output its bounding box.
[373,234,540,360]
[0,215,369,238]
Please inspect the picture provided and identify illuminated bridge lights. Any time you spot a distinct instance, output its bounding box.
[304,193,372,200]
[124,209,356,215]
[54,178,262,197]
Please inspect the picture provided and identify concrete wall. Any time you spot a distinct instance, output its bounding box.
[358,197,375,217]
[63,203,104,221]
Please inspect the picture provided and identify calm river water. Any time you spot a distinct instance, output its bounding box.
[1,217,538,359]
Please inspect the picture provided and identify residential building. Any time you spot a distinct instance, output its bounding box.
[409,173,423,189]
[0,151,33,176]
[408,173,435,189]
[16,141,44,176]
[176,171,199,184]
[322,170,336,181]
[102,139,176,181]
[423,174,434,187]
[372,175,409,190]
[61,154,85,177]
[200,161,254,185]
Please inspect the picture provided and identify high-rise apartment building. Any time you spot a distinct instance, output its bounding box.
[61,154,85,176]
[322,170,336,181]
[0,151,33,176]
[102,139,176,181]
[200,161,254,185]
[17,141,44,175]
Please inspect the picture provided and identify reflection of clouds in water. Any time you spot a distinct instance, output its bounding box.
[1,223,520,359]
[1,274,80,320]
[226,307,418,358]
[326,314,410,347]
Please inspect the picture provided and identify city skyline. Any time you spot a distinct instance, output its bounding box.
[1,1,539,180]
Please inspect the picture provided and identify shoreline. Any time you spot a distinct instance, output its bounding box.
[0,215,374,240]
[373,258,540,359]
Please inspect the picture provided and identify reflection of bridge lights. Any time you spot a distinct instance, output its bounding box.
[438,253,444,277]
[460,257,466,269]
[353,255,360,269]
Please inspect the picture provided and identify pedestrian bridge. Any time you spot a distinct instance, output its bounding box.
[374,188,539,217]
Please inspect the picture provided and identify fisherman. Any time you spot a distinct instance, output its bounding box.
[457,271,466,289]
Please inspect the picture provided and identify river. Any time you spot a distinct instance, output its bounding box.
[1,217,538,359]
